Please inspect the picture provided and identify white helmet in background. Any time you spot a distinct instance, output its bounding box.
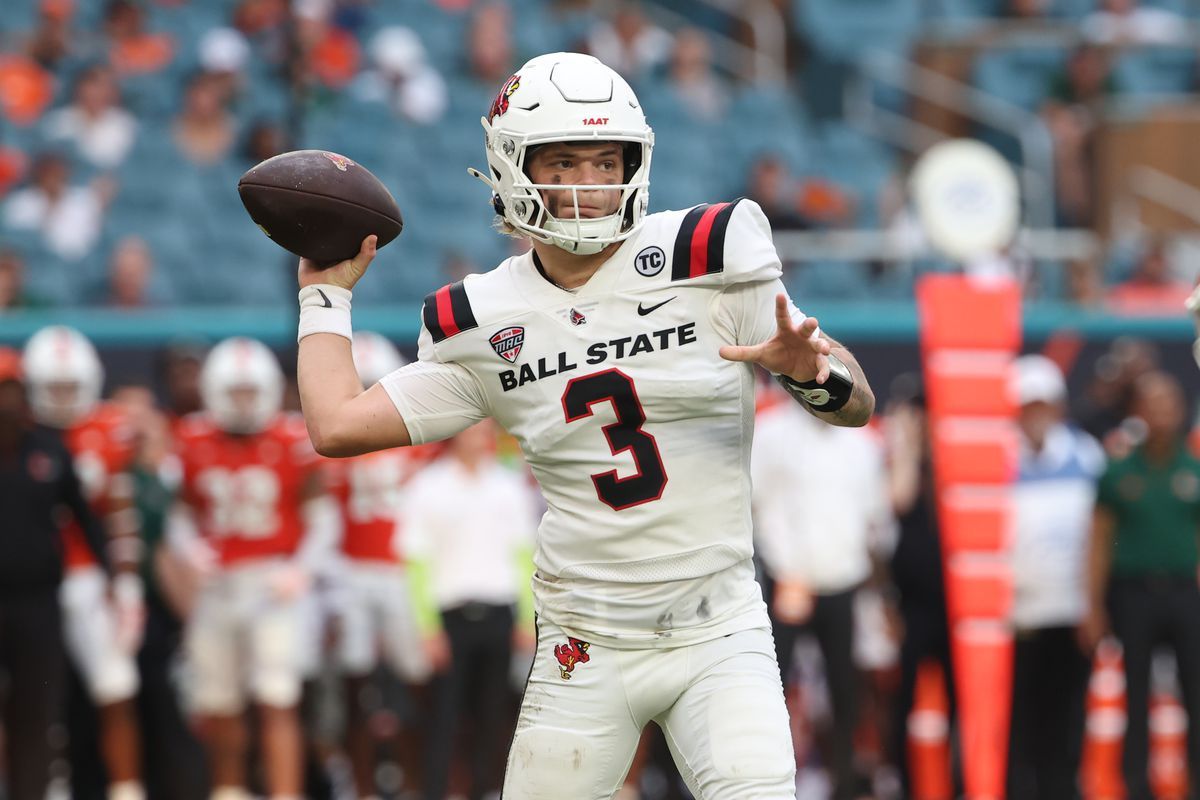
[352,331,406,387]
[469,52,654,256]
[22,326,104,428]
[200,337,284,434]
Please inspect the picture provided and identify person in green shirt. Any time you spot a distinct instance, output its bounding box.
[111,384,208,800]
[1083,371,1200,800]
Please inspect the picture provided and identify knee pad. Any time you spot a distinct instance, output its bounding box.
[505,727,620,799]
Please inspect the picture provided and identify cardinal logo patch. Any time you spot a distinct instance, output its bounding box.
[488,74,521,122]
[322,152,355,171]
[489,326,524,363]
[569,307,587,326]
[553,637,591,680]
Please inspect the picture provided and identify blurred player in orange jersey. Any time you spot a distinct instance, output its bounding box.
[323,332,436,800]
[21,325,147,800]
[168,337,339,800]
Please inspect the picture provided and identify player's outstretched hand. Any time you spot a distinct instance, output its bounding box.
[298,234,377,291]
[719,293,831,383]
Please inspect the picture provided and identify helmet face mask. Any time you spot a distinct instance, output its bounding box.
[200,337,283,435]
[22,326,104,429]
[469,53,654,256]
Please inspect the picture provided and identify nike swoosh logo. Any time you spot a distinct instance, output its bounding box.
[637,296,676,316]
[316,288,332,308]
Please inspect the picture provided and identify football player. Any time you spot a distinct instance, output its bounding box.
[168,337,337,800]
[323,331,433,800]
[22,326,146,800]
[294,52,875,798]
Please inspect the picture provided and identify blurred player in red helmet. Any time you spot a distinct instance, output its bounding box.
[322,331,435,800]
[295,52,874,797]
[169,337,337,800]
[22,325,146,800]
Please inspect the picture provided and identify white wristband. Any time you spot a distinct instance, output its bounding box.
[298,284,353,343]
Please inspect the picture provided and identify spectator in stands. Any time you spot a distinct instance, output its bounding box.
[586,2,673,81]
[232,0,288,69]
[403,420,537,800]
[242,120,290,166]
[0,249,47,310]
[25,0,75,71]
[172,72,236,167]
[43,65,139,171]
[104,0,175,76]
[1083,0,1187,45]
[1002,0,1054,24]
[97,236,162,308]
[1082,371,1200,800]
[752,381,890,800]
[467,3,515,86]
[355,26,448,125]
[198,27,252,108]
[0,53,56,127]
[1041,45,1117,227]
[1107,237,1192,314]
[0,147,25,198]
[745,154,811,232]
[234,0,288,39]
[1008,356,1104,800]
[1066,257,1106,307]
[292,0,361,90]
[665,27,728,122]
[2,151,111,262]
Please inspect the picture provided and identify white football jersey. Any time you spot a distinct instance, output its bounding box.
[382,199,803,648]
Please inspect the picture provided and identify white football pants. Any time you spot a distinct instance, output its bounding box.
[502,621,796,799]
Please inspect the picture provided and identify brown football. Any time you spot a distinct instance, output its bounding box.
[238,149,403,267]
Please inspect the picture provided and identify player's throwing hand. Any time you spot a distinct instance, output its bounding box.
[718,293,832,384]
[298,235,377,291]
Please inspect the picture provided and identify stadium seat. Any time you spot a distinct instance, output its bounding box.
[793,0,922,61]
[1112,47,1197,98]
[2,227,80,305]
[787,260,876,300]
[972,45,1068,112]
[808,122,897,226]
[925,0,1003,24]
[1047,0,1096,19]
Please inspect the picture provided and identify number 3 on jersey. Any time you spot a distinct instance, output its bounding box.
[562,369,667,510]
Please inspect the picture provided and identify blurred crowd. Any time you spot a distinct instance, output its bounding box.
[0,0,1198,309]
[1,325,1199,800]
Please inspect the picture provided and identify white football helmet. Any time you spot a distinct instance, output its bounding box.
[200,337,284,434]
[352,331,406,387]
[468,52,654,256]
[22,326,104,428]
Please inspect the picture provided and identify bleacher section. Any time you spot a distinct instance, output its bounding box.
[1,0,1198,310]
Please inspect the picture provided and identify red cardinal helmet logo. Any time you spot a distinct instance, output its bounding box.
[488,74,521,123]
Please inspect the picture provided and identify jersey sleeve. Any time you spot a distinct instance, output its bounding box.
[720,198,785,287]
[378,326,489,445]
[713,276,806,349]
[706,199,808,348]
